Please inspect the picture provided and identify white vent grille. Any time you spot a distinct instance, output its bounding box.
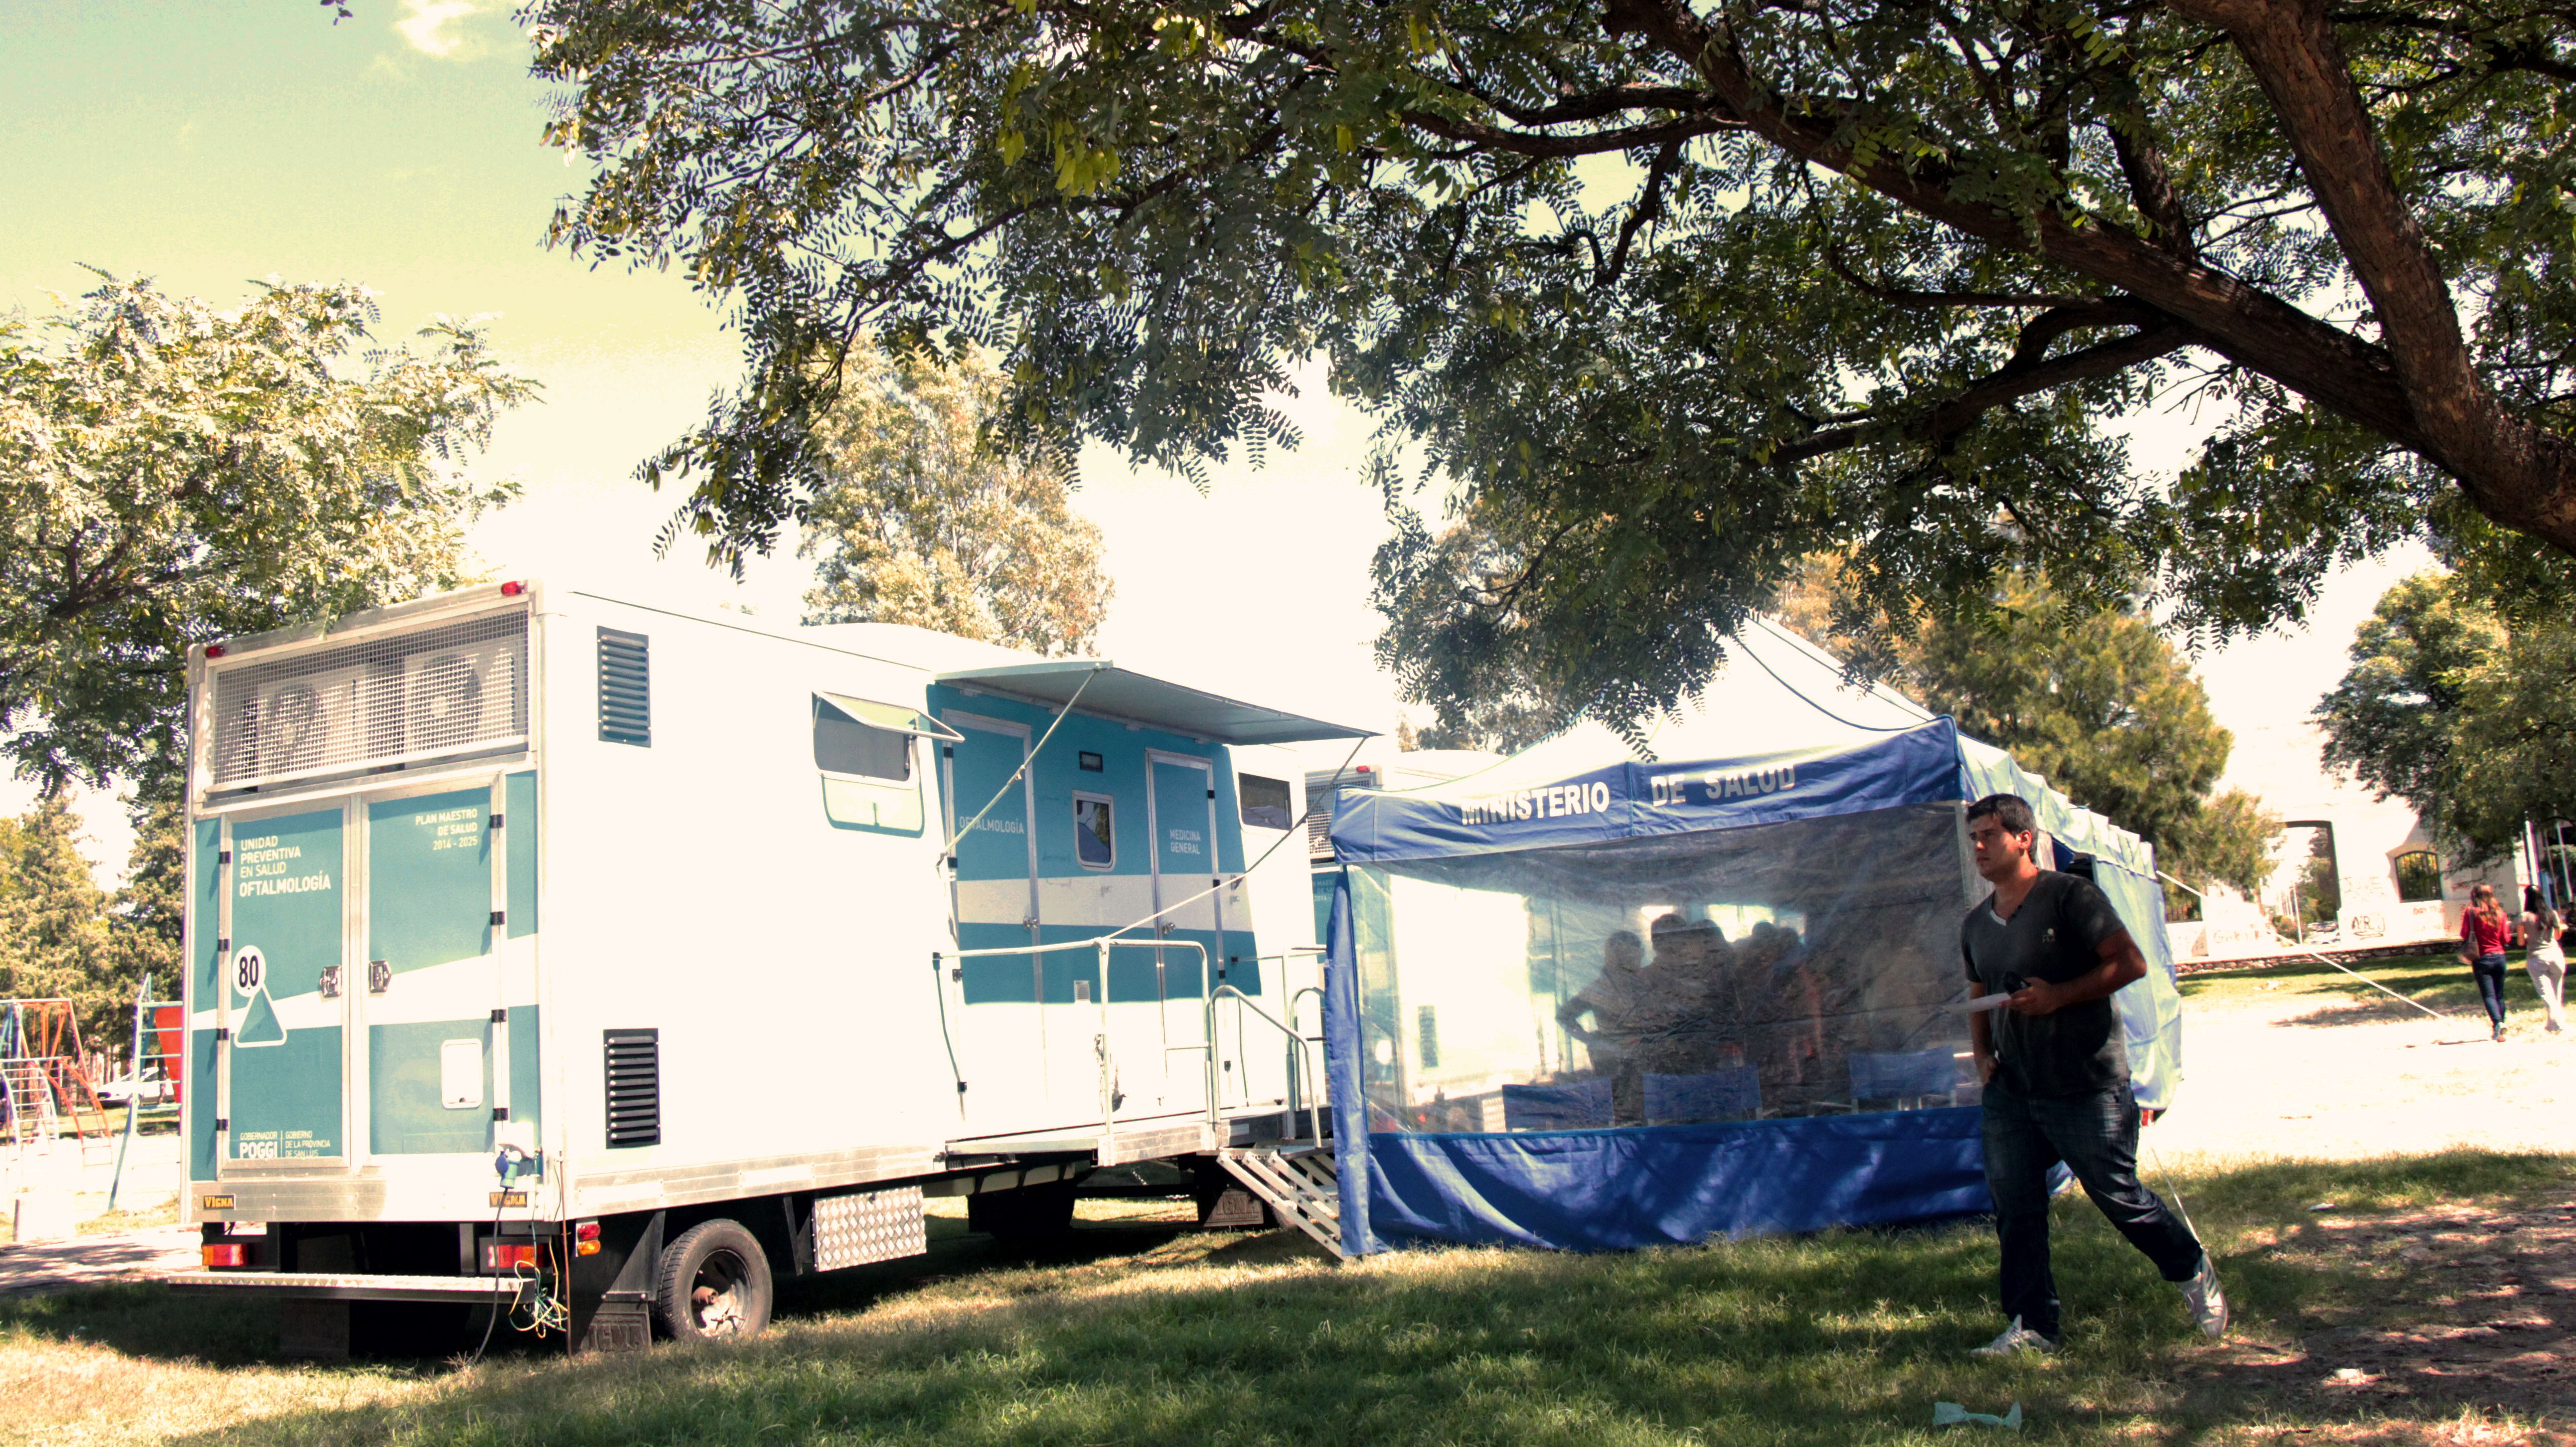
[208,610,529,791]
[813,1186,926,1270]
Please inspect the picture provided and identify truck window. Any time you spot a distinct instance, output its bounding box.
[1239,773,1294,830]
[813,695,923,833]
[814,697,911,780]
[1074,794,1115,869]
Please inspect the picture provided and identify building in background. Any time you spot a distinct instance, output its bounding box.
[2174,718,2524,962]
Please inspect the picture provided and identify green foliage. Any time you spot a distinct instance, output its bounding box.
[801,340,1110,655]
[0,272,537,797]
[1777,563,2278,894]
[0,797,116,1039]
[2315,572,2499,840]
[107,799,185,1011]
[2287,827,2342,928]
[0,796,187,1049]
[530,0,2576,736]
[2311,567,2576,861]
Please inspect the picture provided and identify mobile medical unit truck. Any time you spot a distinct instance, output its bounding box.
[166,579,1362,1353]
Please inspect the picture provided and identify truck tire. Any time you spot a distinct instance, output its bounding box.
[967,1180,1077,1244]
[652,1219,773,1342]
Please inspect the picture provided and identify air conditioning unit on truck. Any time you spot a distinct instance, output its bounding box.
[166,580,1362,1355]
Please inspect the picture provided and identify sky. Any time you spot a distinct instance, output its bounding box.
[0,0,2425,883]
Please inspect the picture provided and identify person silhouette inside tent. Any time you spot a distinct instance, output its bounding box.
[1558,930,1650,1123]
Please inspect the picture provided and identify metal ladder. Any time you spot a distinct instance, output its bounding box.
[0,1058,59,1148]
[1215,1143,1347,1259]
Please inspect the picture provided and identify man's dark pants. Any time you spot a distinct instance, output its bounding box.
[1981,1078,2205,1340]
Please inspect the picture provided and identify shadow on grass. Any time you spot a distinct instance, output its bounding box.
[100,1151,2566,1447]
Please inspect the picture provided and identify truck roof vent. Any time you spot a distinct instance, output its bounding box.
[603,1029,660,1148]
[207,609,528,793]
[596,629,651,747]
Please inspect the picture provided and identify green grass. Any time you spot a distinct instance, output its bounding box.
[0,1151,2566,1446]
[2179,947,2552,1020]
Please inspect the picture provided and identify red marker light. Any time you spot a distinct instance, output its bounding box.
[204,644,227,659]
[499,580,525,597]
[575,1219,602,1256]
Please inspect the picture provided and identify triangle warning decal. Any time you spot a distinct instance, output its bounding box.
[236,989,286,1047]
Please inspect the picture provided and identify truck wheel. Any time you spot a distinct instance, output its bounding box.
[652,1219,773,1342]
[967,1181,1076,1244]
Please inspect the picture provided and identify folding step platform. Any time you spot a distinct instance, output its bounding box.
[1214,1144,1347,1260]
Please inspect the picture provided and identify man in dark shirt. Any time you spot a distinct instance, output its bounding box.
[1960,793,2226,1354]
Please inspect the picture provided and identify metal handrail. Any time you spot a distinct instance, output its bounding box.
[934,937,1213,1146]
[1288,984,1328,1140]
[933,939,1325,1145]
[1288,985,1325,1046]
[939,937,1212,963]
[1202,986,1325,1146]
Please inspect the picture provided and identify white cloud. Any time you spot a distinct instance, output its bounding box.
[396,0,482,58]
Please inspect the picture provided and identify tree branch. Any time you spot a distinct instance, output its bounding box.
[1397,109,1742,158]
[1436,73,1724,128]
[1774,316,2193,463]
[1822,243,2098,310]
[1597,0,2435,464]
[2166,0,2576,537]
[1602,138,1685,284]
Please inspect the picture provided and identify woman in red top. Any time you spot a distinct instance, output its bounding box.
[2459,884,2515,1042]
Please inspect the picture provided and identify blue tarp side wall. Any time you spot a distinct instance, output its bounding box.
[1955,743,2184,1111]
[1321,869,1377,1256]
[1365,1112,1993,1252]
[1330,721,1964,864]
[1326,854,1996,1255]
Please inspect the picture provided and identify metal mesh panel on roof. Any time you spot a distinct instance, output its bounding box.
[208,610,529,791]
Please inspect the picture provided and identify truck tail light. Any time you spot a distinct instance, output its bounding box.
[483,1240,539,1272]
[202,1242,251,1269]
[574,1219,601,1257]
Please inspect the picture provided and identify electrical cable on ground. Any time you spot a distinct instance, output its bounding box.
[462,1190,510,1367]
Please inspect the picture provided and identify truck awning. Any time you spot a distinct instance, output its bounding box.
[934,660,1373,745]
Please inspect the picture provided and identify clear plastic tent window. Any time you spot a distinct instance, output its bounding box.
[1348,803,1979,1133]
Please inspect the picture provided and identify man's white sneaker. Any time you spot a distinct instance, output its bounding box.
[1970,1317,2057,1356]
[2182,1255,2230,1338]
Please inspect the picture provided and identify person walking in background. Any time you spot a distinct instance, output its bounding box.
[2461,884,2515,1043]
[2520,886,2566,1035]
[1958,794,2225,1355]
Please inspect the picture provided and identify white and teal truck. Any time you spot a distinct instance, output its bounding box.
[166,579,1359,1353]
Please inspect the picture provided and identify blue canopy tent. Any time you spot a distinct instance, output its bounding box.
[1318,620,2184,1255]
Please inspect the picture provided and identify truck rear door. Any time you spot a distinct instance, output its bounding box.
[218,805,352,1168]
